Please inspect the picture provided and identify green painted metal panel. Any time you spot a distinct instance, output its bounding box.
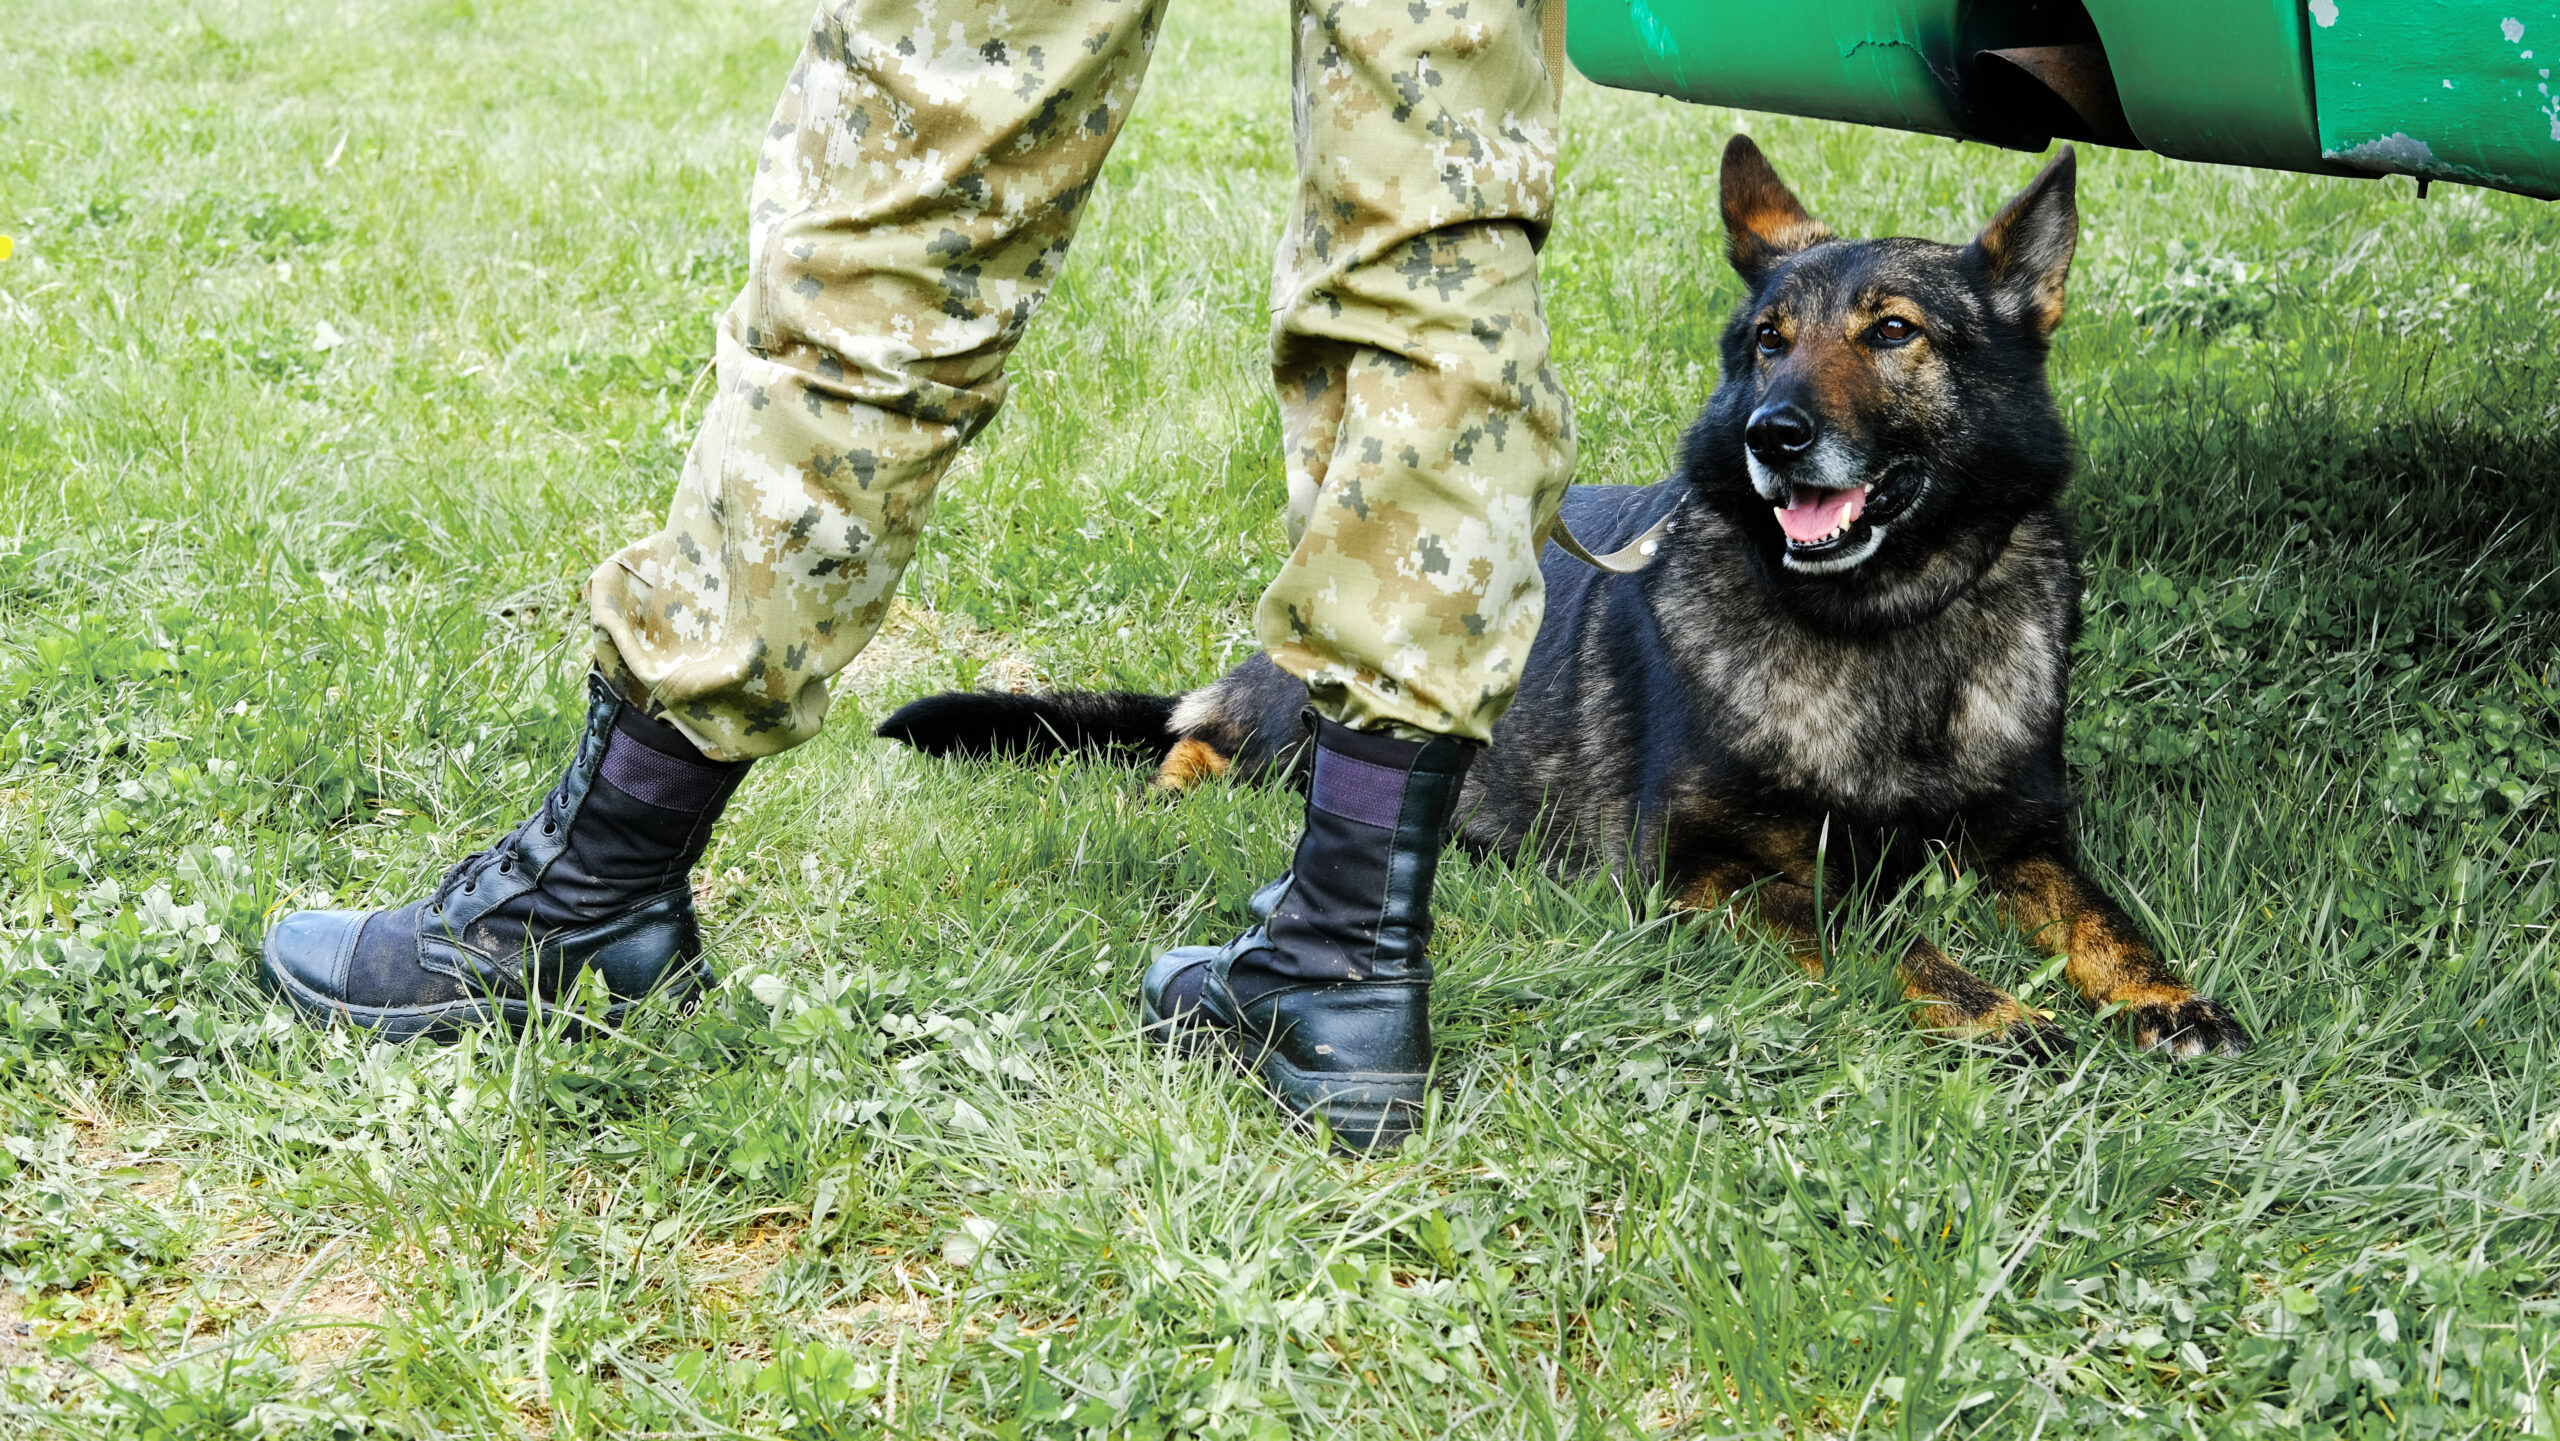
[1562,0,2560,199]
[2308,1,2560,199]
[1563,0,2334,163]
[1562,0,1973,142]
[2076,0,2332,169]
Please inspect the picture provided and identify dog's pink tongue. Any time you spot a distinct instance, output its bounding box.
[1775,486,1865,543]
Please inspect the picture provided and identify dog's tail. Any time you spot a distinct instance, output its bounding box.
[875,689,1180,764]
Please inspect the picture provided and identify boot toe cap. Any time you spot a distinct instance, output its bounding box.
[263,903,477,1035]
[261,909,367,1008]
[1141,945,1224,1034]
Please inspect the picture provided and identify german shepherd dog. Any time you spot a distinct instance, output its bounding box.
[881,136,2251,1059]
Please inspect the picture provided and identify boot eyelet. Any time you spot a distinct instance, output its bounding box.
[542,822,557,836]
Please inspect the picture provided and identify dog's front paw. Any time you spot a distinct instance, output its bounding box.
[1926,1000,2073,1064]
[2123,995,2250,1059]
[2000,1012,2074,1065]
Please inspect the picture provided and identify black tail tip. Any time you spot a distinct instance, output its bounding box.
[874,691,1021,758]
[875,689,1178,762]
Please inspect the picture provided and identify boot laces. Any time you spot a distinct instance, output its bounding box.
[428,787,565,910]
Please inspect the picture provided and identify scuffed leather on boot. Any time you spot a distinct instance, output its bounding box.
[1145,936,1436,1150]
[1144,716,1473,1151]
[261,673,744,1041]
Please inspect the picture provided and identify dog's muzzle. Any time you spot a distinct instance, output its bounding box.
[1747,445,1931,576]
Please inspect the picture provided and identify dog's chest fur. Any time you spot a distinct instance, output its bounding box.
[1660,507,2075,816]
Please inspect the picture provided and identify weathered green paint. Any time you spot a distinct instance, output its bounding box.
[1564,0,2560,201]
[2308,0,2560,199]
[2078,0,2335,171]
[1563,0,1975,142]
[1564,0,2348,170]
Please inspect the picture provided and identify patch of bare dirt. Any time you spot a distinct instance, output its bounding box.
[839,598,1042,696]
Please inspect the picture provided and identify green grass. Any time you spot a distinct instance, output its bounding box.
[6,0,2560,1435]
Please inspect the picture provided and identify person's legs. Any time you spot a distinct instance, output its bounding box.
[594,0,1171,760]
[1145,0,1572,1149]
[1259,0,1575,743]
[265,0,1168,1033]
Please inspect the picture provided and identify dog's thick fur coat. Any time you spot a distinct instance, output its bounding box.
[882,137,2251,1058]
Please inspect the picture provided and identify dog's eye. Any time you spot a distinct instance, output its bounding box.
[1873,317,1919,346]
[1754,322,1785,355]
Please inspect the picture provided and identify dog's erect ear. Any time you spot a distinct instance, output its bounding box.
[1721,135,1833,285]
[1967,146,2079,338]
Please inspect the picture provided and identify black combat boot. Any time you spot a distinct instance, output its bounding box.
[1141,716,1476,1151]
[261,672,750,1040]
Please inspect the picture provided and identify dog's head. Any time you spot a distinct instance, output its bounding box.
[1684,135,2079,630]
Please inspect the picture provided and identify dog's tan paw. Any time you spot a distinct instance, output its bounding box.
[1920,997,2071,1063]
[1151,737,1231,793]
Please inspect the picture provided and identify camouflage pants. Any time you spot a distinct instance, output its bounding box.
[590,0,1576,760]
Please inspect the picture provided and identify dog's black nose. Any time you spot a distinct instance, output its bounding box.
[1746,403,1816,461]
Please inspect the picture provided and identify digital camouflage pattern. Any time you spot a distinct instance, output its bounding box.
[591,0,1573,758]
[589,0,1169,756]
[1259,0,1575,741]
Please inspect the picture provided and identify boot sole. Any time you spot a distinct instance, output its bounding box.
[1141,995,1424,1152]
[1257,1055,1427,1153]
[259,948,716,1044]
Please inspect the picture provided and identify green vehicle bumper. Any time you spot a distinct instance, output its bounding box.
[1566,0,2560,201]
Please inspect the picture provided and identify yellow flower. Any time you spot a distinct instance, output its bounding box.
[0,236,13,262]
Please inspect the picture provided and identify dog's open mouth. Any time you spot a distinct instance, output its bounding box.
[1774,483,1870,555]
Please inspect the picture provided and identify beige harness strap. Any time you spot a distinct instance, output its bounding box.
[1546,511,1674,574]
[1542,0,1568,99]
[1535,0,1664,575]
